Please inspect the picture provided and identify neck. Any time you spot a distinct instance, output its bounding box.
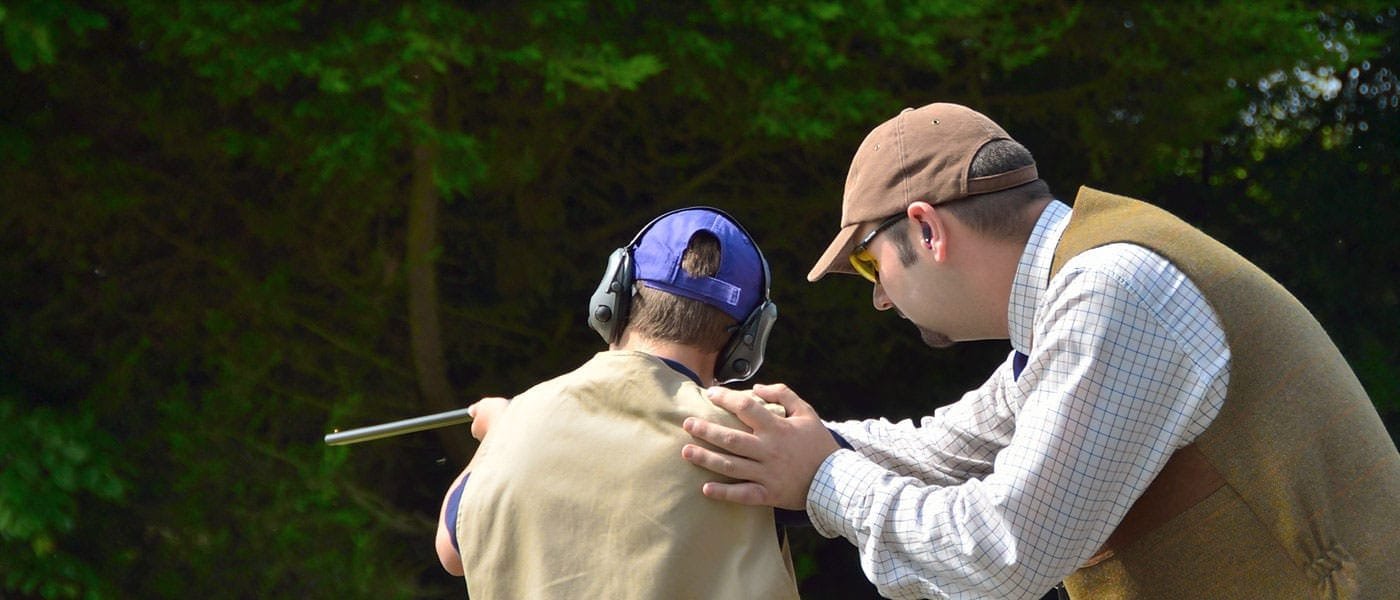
[613,331,719,386]
[945,225,1024,340]
[955,197,1052,339]
[978,241,1023,338]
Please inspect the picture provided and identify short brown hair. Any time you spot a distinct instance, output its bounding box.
[939,139,1051,242]
[892,140,1050,266]
[627,231,736,350]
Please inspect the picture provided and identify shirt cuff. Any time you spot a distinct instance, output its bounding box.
[806,448,886,542]
[779,428,855,528]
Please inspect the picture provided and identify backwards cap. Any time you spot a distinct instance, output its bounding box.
[807,102,1039,281]
[633,208,767,322]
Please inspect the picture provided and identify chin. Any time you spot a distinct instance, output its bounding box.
[917,327,955,349]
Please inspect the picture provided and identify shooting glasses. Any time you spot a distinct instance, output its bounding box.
[324,408,473,446]
[848,212,907,283]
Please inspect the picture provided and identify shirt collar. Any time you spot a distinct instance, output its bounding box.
[658,356,704,385]
[1008,200,1072,354]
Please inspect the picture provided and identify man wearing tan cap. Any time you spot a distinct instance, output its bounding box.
[681,103,1400,599]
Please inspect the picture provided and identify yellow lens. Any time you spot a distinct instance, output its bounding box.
[849,249,878,283]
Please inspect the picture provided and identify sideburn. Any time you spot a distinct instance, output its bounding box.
[891,227,920,268]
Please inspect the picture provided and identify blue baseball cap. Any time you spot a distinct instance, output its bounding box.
[632,208,768,323]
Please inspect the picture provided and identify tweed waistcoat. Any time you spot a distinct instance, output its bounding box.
[1053,187,1400,599]
[456,351,800,600]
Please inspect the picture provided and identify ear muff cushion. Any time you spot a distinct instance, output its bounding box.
[715,299,777,384]
[586,247,634,344]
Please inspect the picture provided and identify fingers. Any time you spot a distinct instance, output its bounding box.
[700,480,770,507]
[683,415,763,458]
[750,383,817,419]
[681,443,764,488]
[705,386,783,430]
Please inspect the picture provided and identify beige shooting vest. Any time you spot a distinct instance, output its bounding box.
[456,350,800,600]
[1054,187,1400,599]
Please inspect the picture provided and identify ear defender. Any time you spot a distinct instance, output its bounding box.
[922,223,933,247]
[711,211,776,384]
[586,246,635,345]
[715,297,777,383]
[585,207,778,384]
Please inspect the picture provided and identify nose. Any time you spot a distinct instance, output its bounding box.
[872,282,894,311]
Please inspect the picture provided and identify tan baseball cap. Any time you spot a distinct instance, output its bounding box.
[807,102,1039,282]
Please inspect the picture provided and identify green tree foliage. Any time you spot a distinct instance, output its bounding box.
[1163,7,1400,423]
[0,0,107,72]
[0,399,125,599]
[1,1,1394,597]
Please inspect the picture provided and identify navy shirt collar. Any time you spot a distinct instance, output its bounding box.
[658,357,704,385]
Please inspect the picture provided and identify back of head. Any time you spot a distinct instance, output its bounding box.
[629,231,734,350]
[586,207,777,382]
[940,138,1051,243]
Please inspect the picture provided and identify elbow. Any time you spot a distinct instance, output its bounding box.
[435,526,465,576]
[440,556,465,577]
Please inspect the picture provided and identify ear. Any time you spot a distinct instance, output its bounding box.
[907,202,947,262]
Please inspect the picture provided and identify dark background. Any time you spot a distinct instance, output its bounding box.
[2,2,1396,598]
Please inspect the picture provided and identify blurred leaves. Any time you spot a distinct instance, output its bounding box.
[0,398,124,599]
[0,0,107,71]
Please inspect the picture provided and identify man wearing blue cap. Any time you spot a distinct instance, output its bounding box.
[432,207,797,599]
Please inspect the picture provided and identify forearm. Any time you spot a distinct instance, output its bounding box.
[808,345,1212,597]
[825,362,1015,486]
[808,450,1069,600]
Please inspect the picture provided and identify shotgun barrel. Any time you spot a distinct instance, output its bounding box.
[324,407,473,446]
